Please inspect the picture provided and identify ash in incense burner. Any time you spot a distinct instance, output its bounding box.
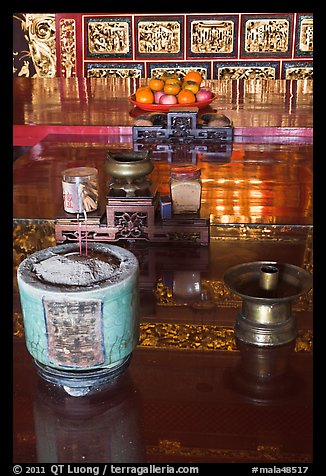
[17,243,139,396]
[223,261,312,346]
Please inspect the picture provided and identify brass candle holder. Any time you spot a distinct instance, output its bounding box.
[223,261,312,346]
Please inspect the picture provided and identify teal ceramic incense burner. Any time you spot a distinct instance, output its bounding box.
[17,242,139,396]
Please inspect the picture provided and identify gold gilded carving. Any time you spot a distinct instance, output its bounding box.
[202,278,312,312]
[13,14,56,77]
[299,19,313,53]
[155,278,175,305]
[139,322,237,351]
[245,19,289,53]
[210,224,312,242]
[190,20,234,54]
[87,20,129,55]
[60,18,76,78]
[151,67,207,80]
[25,14,56,77]
[218,66,276,80]
[285,68,313,80]
[87,68,142,78]
[155,276,312,312]
[16,60,31,77]
[295,330,313,352]
[13,312,24,338]
[138,21,181,54]
[12,311,313,352]
[13,220,56,280]
[256,445,282,461]
[147,441,311,462]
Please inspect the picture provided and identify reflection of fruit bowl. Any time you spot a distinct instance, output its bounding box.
[128,94,218,112]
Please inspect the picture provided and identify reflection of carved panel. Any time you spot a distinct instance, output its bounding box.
[87,65,142,78]
[218,66,276,80]
[137,19,182,57]
[245,19,289,53]
[59,18,76,78]
[86,18,131,58]
[299,18,313,53]
[190,20,234,54]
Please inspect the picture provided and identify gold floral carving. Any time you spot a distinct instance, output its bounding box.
[139,323,312,352]
[285,68,313,80]
[151,67,207,80]
[13,220,56,283]
[218,67,276,80]
[59,18,76,78]
[25,14,56,77]
[87,68,142,78]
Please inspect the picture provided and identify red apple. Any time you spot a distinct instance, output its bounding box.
[196,87,214,102]
[159,94,178,105]
[154,90,165,104]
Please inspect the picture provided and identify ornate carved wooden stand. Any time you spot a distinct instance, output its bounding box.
[55,191,209,246]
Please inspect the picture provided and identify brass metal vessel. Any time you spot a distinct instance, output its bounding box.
[223,261,312,346]
[105,150,154,196]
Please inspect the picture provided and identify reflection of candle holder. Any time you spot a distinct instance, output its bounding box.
[172,271,202,301]
[224,339,301,405]
[33,371,145,463]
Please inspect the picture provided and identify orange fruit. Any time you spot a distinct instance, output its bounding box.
[161,73,179,82]
[164,82,181,95]
[182,80,200,94]
[135,86,154,103]
[183,71,202,85]
[164,77,182,87]
[177,89,196,104]
[149,78,165,91]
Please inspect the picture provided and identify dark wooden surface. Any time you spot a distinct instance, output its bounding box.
[13,78,313,466]
[13,135,312,226]
[13,335,312,464]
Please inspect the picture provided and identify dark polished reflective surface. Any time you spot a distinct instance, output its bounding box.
[14,336,312,464]
[13,78,313,146]
[13,135,312,226]
[13,79,313,465]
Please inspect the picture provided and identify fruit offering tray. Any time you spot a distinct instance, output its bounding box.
[132,107,233,143]
[128,94,217,112]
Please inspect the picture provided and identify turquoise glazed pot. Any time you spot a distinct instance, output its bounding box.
[17,243,139,396]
